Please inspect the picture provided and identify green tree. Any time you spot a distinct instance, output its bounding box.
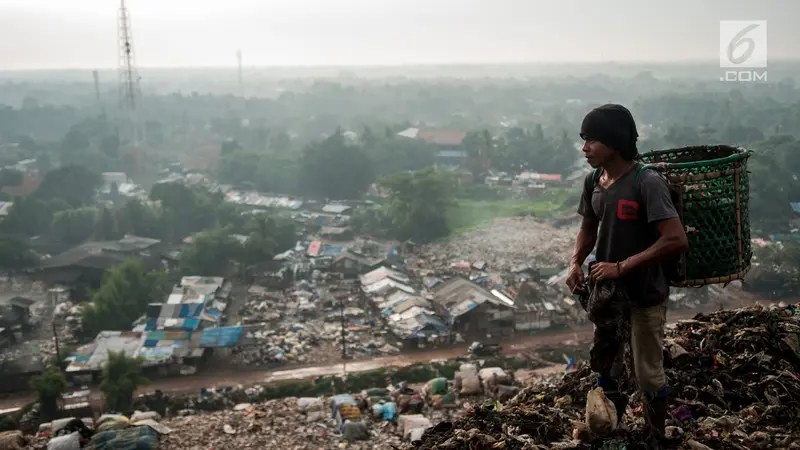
[116,200,161,239]
[31,365,67,421]
[221,138,243,155]
[95,207,118,240]
[1,197,65,236]
[0,169,23,189]
[35,165,103,207]
[365,136,436,176]
[217,150,262,187]
[463,129,494,179]
[179,227,242,276]
[150,183,222,240]
[238,214,297,268]
[298,130,375,200]
[50,206,98,245]
[81,259,168,337]
[0,234,38,272]
[101,351,147,414]
[380,167,455,242]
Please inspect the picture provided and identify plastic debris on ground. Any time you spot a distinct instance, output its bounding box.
[159,396,465,450]
[233,282,399,367]
[27,410,171,449]
[417,217,574,271]
[406,304,800,450]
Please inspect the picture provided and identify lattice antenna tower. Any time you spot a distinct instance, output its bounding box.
[118,0,141,147]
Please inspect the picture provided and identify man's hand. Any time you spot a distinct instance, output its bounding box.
[588,261,625,283]
[566,262,587,294]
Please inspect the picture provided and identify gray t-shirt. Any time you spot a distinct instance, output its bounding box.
[578,164,680,307]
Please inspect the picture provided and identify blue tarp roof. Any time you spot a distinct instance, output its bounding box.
[790,202,800,214]
[323,246,344,257]
[410,314,449,338]
[200,326,243,348]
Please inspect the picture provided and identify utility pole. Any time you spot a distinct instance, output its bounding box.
[339,292,348,378]
[52,321,61,368]
[340,295,347,356]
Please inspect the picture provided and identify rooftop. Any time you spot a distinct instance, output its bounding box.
[433,277,515,317]
[39,235,162,270]
[65,331,144,373]
[321,204,352,214]
[416,130,467,146]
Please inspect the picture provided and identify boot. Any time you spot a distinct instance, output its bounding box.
[605,392,629,427]
[644,394,668,448]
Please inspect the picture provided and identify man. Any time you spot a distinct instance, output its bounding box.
[566,104,689,441]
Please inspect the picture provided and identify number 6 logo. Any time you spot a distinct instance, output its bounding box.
[727,24,759,65]
[720,21,767,69]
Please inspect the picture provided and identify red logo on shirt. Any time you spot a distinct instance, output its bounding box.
[617,200,639,220]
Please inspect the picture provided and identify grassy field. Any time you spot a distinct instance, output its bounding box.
[447,187,577,234]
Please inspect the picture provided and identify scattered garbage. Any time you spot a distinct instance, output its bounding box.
[418,217,573,271]
[29,410,171,449]
[159,397,458,450]
[407,304,800,449]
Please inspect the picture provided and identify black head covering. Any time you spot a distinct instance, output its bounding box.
[580,104,639,160]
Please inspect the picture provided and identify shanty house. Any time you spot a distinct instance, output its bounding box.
[360,266,414,296]
[514,282,568,330]
[432,277,515,337]
[65,330,205,383]
[141,276,232,332]
[35,235,164,289]
[330,252,377,278]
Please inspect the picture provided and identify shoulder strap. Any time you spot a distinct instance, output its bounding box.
[591,168,602,185]
[633,165,649,203]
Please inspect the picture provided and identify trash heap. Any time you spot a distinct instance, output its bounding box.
[418,217,573,271]
[235,281,400,366]
[159,392,465,449]
[0,300,80,367]
[233,322,325,365]
[28,411,171,449]
[407,304,800,450]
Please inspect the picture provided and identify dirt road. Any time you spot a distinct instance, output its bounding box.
[0,297,769,410]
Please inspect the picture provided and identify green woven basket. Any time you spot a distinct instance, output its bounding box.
[639,145,752,288]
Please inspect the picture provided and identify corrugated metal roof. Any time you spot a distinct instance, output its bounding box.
[417,130,467,146]
[200,326,243,348]
[360,267,410,286]
[322,204,351,214]
[363,278,414,295]
[66,331,144,372]
[307,241,322,257]
[397,127,419,138]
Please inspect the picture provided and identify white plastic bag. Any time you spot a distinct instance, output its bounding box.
[585,387,617,436]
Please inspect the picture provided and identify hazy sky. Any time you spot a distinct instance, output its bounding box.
[0,0,797,69]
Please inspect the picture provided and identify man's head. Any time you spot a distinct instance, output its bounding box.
[580,104,639,168]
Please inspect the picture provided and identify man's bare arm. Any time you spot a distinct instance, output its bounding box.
[621,218,688,273]
[570,216,599,267]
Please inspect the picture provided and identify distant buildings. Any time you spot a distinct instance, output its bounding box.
[396,128,469,167]
[34,235,165,288]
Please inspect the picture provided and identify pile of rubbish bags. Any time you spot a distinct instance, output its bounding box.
[30,411,170,449]
[233,323,321,365]
[407,304,800,449]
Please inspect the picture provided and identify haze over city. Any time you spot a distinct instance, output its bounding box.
[0,0,799,70]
